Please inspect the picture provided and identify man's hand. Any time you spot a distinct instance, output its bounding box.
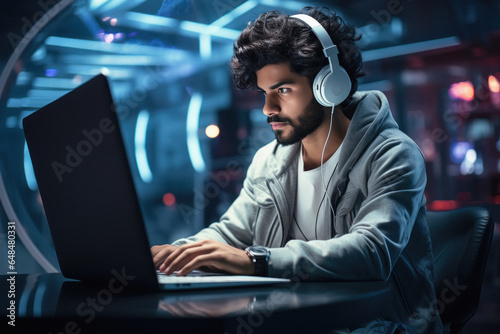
[152,240,255,276]
[151,244,179,270]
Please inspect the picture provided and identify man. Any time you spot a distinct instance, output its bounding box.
[152,7,441,332]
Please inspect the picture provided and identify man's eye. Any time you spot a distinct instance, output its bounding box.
[278,88,290,94]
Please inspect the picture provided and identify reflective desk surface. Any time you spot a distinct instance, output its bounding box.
[1,273,394,333]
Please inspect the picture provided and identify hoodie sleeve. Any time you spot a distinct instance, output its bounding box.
[268,138,427,281]
[170,145,273,249]
[171,179,257,248]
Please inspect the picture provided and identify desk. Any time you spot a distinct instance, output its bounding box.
[1,273,394,333]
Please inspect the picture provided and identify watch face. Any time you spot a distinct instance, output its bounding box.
[246,246,269,276]
[249,246,268,257]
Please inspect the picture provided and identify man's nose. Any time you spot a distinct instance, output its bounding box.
[262,95,280,117]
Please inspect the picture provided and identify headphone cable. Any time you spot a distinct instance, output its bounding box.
[319,105,337,235]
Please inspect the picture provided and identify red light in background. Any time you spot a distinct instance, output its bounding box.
[449,81,475,102]
[429,200,459,211]
[494,196,500,205]
[162,193,176,207]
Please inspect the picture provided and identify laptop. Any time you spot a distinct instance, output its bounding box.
[23,74,290,291]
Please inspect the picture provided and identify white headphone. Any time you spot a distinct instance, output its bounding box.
[291,14,352,107]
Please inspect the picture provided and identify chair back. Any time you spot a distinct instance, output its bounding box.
[426,207,494,332]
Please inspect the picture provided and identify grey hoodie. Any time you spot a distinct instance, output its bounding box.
[173,90,442,332]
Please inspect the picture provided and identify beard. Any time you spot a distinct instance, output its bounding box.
[267,98,325,146]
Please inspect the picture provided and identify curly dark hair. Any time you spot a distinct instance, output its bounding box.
[230,7,363,106]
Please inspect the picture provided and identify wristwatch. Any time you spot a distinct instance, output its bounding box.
[245,245,270,277]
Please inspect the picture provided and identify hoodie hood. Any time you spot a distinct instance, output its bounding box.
[336,90,399,179]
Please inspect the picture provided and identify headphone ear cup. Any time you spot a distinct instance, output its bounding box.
[313,66,332,107]
[313,65,352,107]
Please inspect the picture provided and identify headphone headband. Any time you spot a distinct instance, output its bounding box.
[290,13,351,107]
[291,14,341,73]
